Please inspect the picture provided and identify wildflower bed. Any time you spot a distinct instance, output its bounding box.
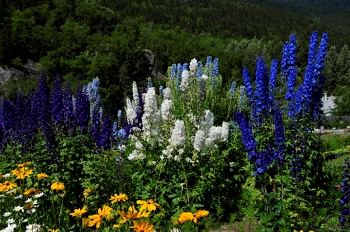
[0,31,346,231]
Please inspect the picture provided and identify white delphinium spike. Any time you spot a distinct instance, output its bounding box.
[180,70,190,91]
[194,130,206,152]
[207,126,223,146]
[142,88,158,119]
[141,87,161,143]
[200,110,214,132]
[161,99,173,121]
[163,87,171,100]
[132,81,140,111]
[189,58,198,75]
[125,98,137,124]
[169,120,186,147]
[221,122,229,140]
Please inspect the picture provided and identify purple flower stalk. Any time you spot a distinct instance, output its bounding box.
[75,86,90,133]
[340,159,350,228]
[51,75,64,126]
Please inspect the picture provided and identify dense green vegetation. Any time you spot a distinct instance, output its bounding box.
[0,0,350,115]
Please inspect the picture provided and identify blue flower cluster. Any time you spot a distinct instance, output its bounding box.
[287,32,329,119]
[234,111,285,176]
[0,73,114,154]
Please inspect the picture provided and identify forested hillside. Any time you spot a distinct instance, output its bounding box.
[245,0,350,30]
[0,0,349,116]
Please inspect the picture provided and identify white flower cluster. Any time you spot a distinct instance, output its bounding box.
[194,110,229,152]
[125,81,141,125]
[141,87,162,144]
[170,120,186,147]
[189,58,197,75]
[161,120,186,161]
[180,70,190,91]
[127,135,145,160]
[161,99,173,121]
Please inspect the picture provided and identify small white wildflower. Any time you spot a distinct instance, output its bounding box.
[1,223,16,232]
[26,208,36,214]
[6,189,16,195]
[3,212,11,217]
[160,155,164,160]
[22,218,28,223]
[117,144,126,152]
[25,198,32,203]
[3,173,11,178]
[178,148,184,155]
[7,218,15,224]
[14,206,24,212]
[0,194,5,198]
[34,192,44,198]
[26,223,41,232]
[14,194,23,199]
[135,140,143,150]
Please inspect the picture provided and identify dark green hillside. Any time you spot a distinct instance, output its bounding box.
[245,0,350,30]
[0,0,350,115]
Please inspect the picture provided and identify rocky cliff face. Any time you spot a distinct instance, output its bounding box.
[0,59,38,85]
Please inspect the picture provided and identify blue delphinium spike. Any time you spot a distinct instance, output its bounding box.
[269,59,278,92]
[230,82,236,99]
[243,68,254,104]
[171,64,177,82]
[213,58,219,76]
[196,61,203,77]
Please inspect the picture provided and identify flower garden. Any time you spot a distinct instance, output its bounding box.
[0,31,348,231]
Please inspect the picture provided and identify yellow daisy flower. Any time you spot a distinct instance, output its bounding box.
[110,193,128,203]
[70,206,88,218]
[51,182,65,191]
[130,220,154,232]
[178,209,209,224]
[12,167,33,179]
[178,212,194,224]
[37,173,48,179]
[0,180,17,192]
[136,199,160,212]
[193,209,209,223]
[23,188,41,196]
[48,229,58,232]
[83,187,93,198]
[17,161,31,168]
[88,205,113,228]
[118,205,150,224]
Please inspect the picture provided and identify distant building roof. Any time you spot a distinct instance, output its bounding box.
[321,93,336,116]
